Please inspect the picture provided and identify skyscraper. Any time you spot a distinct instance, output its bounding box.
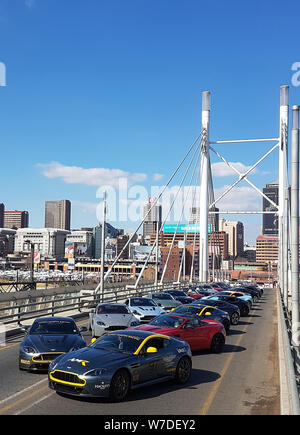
[143,199,162,239]
[262,182,279,236]
[45,200,71,230]
[4,210,29,229]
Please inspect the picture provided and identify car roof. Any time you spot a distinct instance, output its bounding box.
[33,316,74,322]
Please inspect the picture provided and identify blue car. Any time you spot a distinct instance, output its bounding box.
[48,330,192,401]
[19,316,87,371]
[215,291,253,308]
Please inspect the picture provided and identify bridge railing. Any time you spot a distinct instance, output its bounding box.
[277,289,300,415]
[0,281,189,328]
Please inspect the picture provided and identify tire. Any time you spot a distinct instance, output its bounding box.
[241,306,249,316]
[210,333,225,353]
[223,319,230,333]
[230,312,240,325]
[175,356,192,384]
[109,369,131,402]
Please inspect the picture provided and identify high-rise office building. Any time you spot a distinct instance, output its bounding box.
[189,206,219,232]
[262,182,279,235]
[4,210,29,229]
[0,203,4,228]
[45,200,71,230]
[143,199,162,239]
[219,219,244,258]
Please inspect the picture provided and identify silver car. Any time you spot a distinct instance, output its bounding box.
[147,292,182,312]
[125,297,165,322]
[88,303,139,338]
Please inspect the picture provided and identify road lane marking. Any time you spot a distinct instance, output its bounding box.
[0,378,48,406]
[14,391,55,415]
[0,383,49,415]
[199,313,253,415]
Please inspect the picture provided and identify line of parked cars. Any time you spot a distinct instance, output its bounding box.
[18,280,264,402]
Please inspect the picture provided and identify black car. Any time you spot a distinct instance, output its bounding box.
[164,290,195,305]
[191,298,240,325]
[204,295,250,317]
[19,316,87,371]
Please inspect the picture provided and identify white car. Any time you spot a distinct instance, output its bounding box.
[125,297,166,323]
[89,303,140,338]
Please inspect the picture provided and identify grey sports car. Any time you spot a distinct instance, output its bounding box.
[48,329,192,401]
[19,316,87,371]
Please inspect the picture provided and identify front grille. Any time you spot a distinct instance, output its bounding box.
[32,353,64,363]
[141,315,155,321]
[50,370,86,386]
[104,326,127,331]
[53,382,83,395]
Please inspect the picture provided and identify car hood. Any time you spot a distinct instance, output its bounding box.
[51,347,132,374]
[130,306,163,315]
[155,299,181,308]
[94,313,135,326]
[130,324,176,335]
[24,334,85,352]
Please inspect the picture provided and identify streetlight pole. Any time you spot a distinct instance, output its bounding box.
[25,240,34,283]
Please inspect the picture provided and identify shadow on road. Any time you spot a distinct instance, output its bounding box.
[56,368,221,404]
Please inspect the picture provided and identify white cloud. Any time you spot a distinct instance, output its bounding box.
[213,185,262,211]
[212,161,257,177]
[37,161,147,188]
[153,173,164,182]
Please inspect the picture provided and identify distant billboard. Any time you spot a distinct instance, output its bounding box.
[65,242,88,259]
[163,224,212,233]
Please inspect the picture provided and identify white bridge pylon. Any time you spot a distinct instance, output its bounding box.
[198,86,299,315]
[95,87,299,332]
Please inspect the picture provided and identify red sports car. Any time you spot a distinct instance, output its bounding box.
[128,314,226,353]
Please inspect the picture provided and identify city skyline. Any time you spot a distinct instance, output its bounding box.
[0,1,299,244]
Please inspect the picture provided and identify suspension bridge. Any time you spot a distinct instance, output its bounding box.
[0,85,299,415]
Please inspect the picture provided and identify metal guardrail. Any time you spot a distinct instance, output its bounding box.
[277,288,300,415]
[0,281,189,327]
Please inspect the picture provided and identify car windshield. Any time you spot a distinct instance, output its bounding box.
[152,293,173,300]
[97,304,130,314]
[30,320,78,335]
[130,298,156,307]
[174,306,201,316]
[168,291,185,296]
[91,333,143,354]
[150,315,185,328]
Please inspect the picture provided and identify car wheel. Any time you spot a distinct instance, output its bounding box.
[175,356,192,384]
[109,369,130,402]
[230,312,240,325]
[210,333,225,353]
[223,319,230,333]
[241,306,249,316]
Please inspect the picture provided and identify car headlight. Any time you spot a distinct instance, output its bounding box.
[96,321,105,326]
[130,321,139,326]
[84,368,106,376]
[69,345,82,352]
[49,361,58,371]
[23,346,37,354]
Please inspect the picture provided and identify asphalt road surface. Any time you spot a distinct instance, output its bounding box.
[0,287,280,415]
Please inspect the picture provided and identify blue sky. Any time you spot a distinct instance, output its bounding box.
[0,0,299,243]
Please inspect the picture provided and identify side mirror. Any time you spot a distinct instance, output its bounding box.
[90,308,95,314]
[146,346,158,354]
